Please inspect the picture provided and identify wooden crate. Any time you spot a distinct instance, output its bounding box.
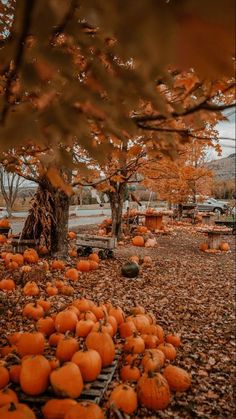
[145,214,163,230]
[76,234,117,250]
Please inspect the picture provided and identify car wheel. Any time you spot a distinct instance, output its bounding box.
[213,207,222,214]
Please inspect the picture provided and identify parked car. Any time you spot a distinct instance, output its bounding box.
[0,207,8,219]
[196,198,229,214]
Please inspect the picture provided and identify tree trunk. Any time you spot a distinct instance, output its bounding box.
[109,183,126,239]
[21,177,70,257]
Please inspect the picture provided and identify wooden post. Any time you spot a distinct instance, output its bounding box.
[207,233,222,249]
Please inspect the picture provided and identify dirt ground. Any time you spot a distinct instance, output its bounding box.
[0,226,235,418]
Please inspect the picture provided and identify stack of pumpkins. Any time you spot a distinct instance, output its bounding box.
[0,299,191,417]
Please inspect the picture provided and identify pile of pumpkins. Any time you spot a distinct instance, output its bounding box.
[0,297,191,418]
[199,241,230,253]
[132,235,157,248]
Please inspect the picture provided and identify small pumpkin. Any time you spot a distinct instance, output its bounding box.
[56,336,79,362]
[89,260,99,270]
[137,371,170,410]
[199,242,209,251]
[46,285,58,296]
[123,334,145,354]
[132,236,145,247]
[141,349,165,372]
[50,362,83,398]
[109,384,138,414]
[55,310,78,333]
[158,343,177,360]
[23,281,39,296]
[16,332,45,357]
[119,320,137,338]
[120,364,141,382]
[76,260,90,272]
[219,242,230,251]
[88,253,100,263]
[165,334,181,347]
[109,306,125,325]
[72,349,102,381]
[0,388,18,407]
[0,402,36,419]
[20,355,51,395]
[121,261,139,278]
[68,231,77,240]
[42,399,77,419]
[51,260,66,270]
[85,329,115,367]
[0,366,9,389]
[76,320,95,338]
[64,402,105,419]
[0,278,15,291]
[23,248,39,264]
[49,333,64,347]
[23,302,44,320]
[36,317,55,336]
[9,364,22,384]
[163,365,191,392]
[65,268,79,281]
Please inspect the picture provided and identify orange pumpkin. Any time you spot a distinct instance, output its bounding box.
[88,253,100,263]
[141,349,165,372]
[23,302,44,320]
[119,321,137,338]
[0,278,15,291]
[120,365,141,382]
[89,260,99,270]
[132,236,145,247]
[56,336,79,362]
[123,334,145,354]
[37,299,51,312]
[23,248,39,264]
[65,268,79,281]
[72,298,94,312]
[158,343,177,360]
[46,285,58,296]
[85,329,115,367]
[0,219,10,228]
[20,355,51,395]
[9,364,22,384]
[0,388,18,407]
[64,402,105,419]
[0,235,7,244]
[0,402,36,419]
[42,399,77,419]
[219,242,230,251]
[16,332,45,357]
[68,231,77,240]
[76,260,90,272]
[165,334,181,347]
[50,362,83,398]
[36,317,55,336]
[199,242,209,251]
[11,253,24,266]
[72,349,102,382]
[137,371,170,410]
[55,310,78,333]
[48,333,64,347]
[51,260,66,270]
[23,281,39,296]
[109,384,138,414]
[109,306,125,325]
[75,320,95,338]
[69,249,77,258]
[0,366,9,389]
[163,365,191,392]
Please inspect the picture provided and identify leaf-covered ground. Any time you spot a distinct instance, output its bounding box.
[0,226,235,418]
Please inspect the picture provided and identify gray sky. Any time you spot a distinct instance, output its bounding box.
[215,110,235,158]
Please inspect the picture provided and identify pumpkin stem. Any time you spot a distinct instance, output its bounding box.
[8,402,17,411]
[147,370,156,378]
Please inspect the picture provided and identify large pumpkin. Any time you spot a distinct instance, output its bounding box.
[0,402,36,419]
[85,329,115,367]
[109,384,138,414]
[132,236,145,247]
[42,399,77,419]
[72,349,102,382]
[163,365,191,392]
[137,371,170,410]
[121,262,139,278]
[64,402,105,419]
[50,362,83,398]
[20,355,51,395]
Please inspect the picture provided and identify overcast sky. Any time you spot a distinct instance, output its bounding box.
[214,110,235,159]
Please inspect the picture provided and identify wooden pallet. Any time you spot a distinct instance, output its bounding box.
[17,352,119,405]
[76,234,117,250]
[11,238,37,253]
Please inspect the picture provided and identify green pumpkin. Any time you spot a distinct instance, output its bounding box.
[121,261,139,278]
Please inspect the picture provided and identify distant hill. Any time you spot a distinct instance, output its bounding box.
[207,153,236,180]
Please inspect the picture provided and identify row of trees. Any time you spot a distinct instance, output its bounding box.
[0,1,235,255]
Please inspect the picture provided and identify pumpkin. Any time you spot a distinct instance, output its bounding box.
[0,219,10,228]
[37,299,51,312]
[8,332,22,345]
[109,384,138,414]
[132,236,145,247]
[49,333,64,347]
[21,265,32,273]
[68,231,77,240]
[91,321,114,337]
[50,362,83,398]
[60,285,74,296]
[145,238,157,248]
[23,302,44,320]
[0,388,18,407]
[165,334,181,347]
[9,365,22,384]
[137,371,170,410]
[127,314,150,333]
[163,365,191,392]
[91,305,106,321]
[64,402,105,419]
[119,321,137,338]
[137,226,148,233]
[7,261,19,270]
[108,306,125,325]
[38,246,48,255]
[23,248,39,264]
[4,253,14,264]
[0,402,36,419]
[72,349,102,381]
[88,253,100,263]
[0,279,15,291]
[199,242,209,251]
[76,320,95,338]
[72,298,94,312]
[121,261,139,278]
[219,242,230,251]
[36,317,55,336]
[89,260,99,270]
[131,305,146,315]
[107,315,118,335]
[48,357,60,371]
[129,255,139,264]
[23,281,39,296]
[123,334,145,354]
[46,285,58,296]
[11,254,24,266]
[69,249,77,258]
[20,355,51,395]
[124,354,139,365]
[56,336,79,362]
[16,332,45,357]
[0,234,7,244]
[55,310,78,333]
[141,349,165,371]
[42,399,77,419]
[51,260,66,270]
[158,343,177,360]
[145,324,164,342]
[85,329,115,367]
[142,334,159,349]
[76,260,90,272]
[0,366,9,389]
[80,310,97,322]
[65,268,79,281]
[120,364,141,382]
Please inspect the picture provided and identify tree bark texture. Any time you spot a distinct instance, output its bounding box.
[108,182,126,239]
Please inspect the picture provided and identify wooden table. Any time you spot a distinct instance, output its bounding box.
[145,214,163,230]
[201,213,215,226]
[198,228,232,249]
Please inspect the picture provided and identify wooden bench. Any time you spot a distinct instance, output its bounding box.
[11,238,37,253]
